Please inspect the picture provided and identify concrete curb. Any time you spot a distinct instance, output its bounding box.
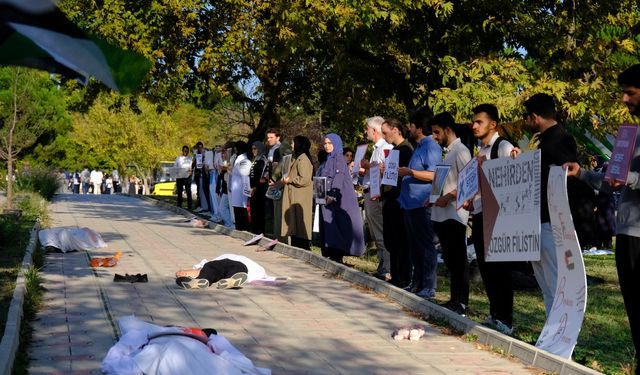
[0,221,40,375]
[140,195,602,375]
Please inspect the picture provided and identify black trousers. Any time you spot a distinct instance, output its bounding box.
[233,207,250,231]
[616,234,640,371]
[250,191,266,234]
[434,219,469,306]
[383,199,411,287]
[472,213,514,327]
[197,259,249,284]
[176,177,192,210]
[291,236,310,250]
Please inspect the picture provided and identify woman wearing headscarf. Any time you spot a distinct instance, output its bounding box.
[319,133,365,262]
[230,141,252,231]
[269,141,292,241]
[249,141,269,234]
[281,136,314,250]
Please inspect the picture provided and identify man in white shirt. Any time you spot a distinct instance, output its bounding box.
[467,104,517,335]
[360,116,394,281]
[90,169,103,194]
[175,145,193,210]
[430,112,472,316]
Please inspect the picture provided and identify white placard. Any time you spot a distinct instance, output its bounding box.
[195,153,203,169]
[242,176,252,197]
[535,166,587,358]
[456,157,479,209]
[214,151,223,168]
[204,150,214,169]
[352,144,368,175]
[429,165,450,203]
[481,150,541,262]
[369,162,381,198]
[381,149,399,186]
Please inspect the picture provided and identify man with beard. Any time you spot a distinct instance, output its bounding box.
[566,65,640,374]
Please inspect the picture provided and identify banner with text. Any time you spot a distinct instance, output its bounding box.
[481,150,541,262]
[536,166,587,358]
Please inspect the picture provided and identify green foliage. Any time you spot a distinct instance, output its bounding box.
[0,67,69,160]
[14,168,63,201]
[12,192,48,222]
[0,216,19,246]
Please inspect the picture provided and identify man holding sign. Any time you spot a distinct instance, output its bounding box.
[430,112,472,316]
[468,104,517,335]
[566,65,640,373]
[360,116,394,281]
[523,93,579,317]
[398,108,442,298]
[381,118,414,288]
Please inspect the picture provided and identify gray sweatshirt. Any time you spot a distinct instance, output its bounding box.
[579,127,640,237]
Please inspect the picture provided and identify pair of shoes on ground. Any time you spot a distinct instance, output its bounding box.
[176,272,249,290]
[484,315,513,335]
[114,273,148,283]
[438,300,466,317]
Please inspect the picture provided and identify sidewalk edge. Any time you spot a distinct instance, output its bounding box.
[0,221,40,375]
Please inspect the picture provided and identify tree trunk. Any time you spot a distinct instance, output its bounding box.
[5,71,18,210]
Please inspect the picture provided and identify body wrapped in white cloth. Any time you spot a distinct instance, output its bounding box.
[101,315,270,375]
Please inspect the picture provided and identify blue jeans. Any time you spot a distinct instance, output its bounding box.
[403,207,437,292]
[218,194,234,228]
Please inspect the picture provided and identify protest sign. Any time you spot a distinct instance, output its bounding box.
[481,150,541,262]
[381,149,400,186]
[195,153,203,169]
[605,124,638,183]
[456,157,479,209]
[352,144,368,175]
[204,150,214,169]
[313,177,327,204]
[429,165,451,203]
[536,166,587,358]
[369,162,381,198]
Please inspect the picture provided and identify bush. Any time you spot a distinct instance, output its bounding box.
[13,191,48,222]
[0,216,19,246]
[15,168,62,200]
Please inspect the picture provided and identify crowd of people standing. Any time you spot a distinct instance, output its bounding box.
[68,168,121,195]
[170,65,640,372]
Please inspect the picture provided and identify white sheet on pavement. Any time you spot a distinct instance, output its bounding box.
[193,254,267,282]
[101,315,270,375]
[38,227,107,252]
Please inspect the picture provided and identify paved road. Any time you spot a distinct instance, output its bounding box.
[28,194,537,374]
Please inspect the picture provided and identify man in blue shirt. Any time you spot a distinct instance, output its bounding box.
[398,107,443,298]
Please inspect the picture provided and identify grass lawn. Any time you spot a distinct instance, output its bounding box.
[149,195,635,374]
[0,220,33,331]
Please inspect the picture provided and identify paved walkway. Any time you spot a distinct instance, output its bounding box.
[28,194,538,375]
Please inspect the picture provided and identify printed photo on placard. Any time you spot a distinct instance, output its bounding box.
[313,176,327,204]
[429,165,451,203]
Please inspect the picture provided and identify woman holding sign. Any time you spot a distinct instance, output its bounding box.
[319,134,365,263]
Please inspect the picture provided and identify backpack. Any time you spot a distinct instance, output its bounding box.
[489,136,515,160]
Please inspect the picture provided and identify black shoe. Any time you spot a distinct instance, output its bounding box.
[114,273,148,283]
[439,301,466,317]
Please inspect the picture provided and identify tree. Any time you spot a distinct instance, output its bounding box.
[0,67,67,209]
